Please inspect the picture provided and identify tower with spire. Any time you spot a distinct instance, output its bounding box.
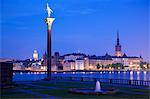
[115,31,123,57]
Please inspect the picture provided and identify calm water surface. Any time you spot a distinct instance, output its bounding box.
[13,71,150,81]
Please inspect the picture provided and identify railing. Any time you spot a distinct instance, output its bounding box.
[52,76,150,87]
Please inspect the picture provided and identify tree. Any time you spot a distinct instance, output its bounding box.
[96,64,101,69]
[112,63,124,69]
[105,64,112,69]
[140,62,150,70]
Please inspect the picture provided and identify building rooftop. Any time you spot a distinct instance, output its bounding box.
[64,60,75,62]
[111,56,140,58]
[0,58,15,62]
[63,53,86,57]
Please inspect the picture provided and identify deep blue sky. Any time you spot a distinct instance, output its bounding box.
[1,0,149,61]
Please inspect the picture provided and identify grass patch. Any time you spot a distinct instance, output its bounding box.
[31,81,94,89]
[1,89,40,99]
[31,81,149,94]
[29,88,149,99]
[2,94,41,99]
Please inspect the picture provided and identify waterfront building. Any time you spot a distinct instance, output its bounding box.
[54,52,64,70]
[112,55,142,70]
[42,52,47,67]
[42,52,64,71]
[61,53,86,70]
[84,57,90,70]
[13,62,24,70]
[88,55,97,70]
[75,58,84,70]
[33,50,38,61]
[63,60,75,71]
[39,32,145,71]
[64,53,86,61]
[31,62,41,71]
[13,59,43,71]
[96,54,113,70]
[111,32,142,70]
[61,32,143,71]
[88,54,113,70]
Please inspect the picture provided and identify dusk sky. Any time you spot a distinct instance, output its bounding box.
[1,0,149,61]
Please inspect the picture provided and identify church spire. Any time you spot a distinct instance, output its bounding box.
[117,30,120,45]
[115,30,122,57]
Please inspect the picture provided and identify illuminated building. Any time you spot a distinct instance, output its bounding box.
[42,52,64,71]
[54,52,64,70]
[112,55,142,70]
[33,50,38,61]
[63,60,75,71]
[63,53,86,70]
[112,32,143,70]
[29,31,145,71]
[75,58,84,70]
[42,52,47,66]
[84,57,90,70]
[88,54,113,70]
[64,53,86,61]
[60,32,143,71]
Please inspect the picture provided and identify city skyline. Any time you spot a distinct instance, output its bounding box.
[1,0,149,61]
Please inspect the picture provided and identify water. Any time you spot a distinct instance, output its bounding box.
[13,72,47,81]
[13,71,150,81]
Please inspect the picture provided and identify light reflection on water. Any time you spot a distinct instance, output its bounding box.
[90,72,93,74]
[13,71,149,81]
[130,71,133,80]
[144,72,147,81]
